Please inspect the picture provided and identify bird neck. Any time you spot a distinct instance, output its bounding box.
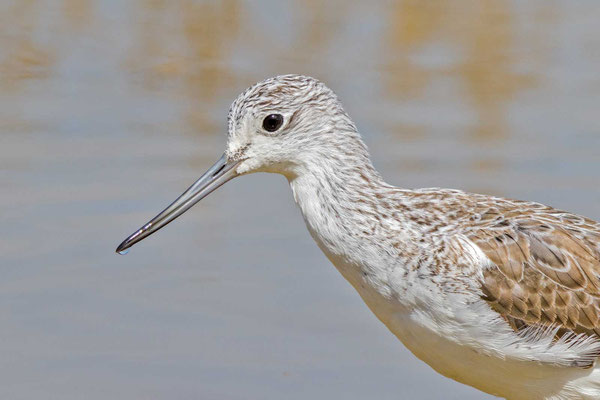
[287,146,394,255]
[286,142,426,298]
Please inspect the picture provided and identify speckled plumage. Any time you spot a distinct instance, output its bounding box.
[222,75,600,399]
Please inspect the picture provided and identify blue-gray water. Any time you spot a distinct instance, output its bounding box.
[1,1,599,399]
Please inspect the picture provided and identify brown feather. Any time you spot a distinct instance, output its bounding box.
[467,206,600,343]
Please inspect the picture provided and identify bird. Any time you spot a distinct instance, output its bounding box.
[117,74,600,400]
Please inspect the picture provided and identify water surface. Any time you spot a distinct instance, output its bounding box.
[1,1,600,399]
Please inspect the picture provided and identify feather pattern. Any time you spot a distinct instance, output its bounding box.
[457,195,600,342]
[395,189,600,366]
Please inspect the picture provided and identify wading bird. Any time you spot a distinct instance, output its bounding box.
[117,75,600,399]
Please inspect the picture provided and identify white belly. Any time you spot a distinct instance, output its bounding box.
[324,249,600,400]
[355,280,600,400]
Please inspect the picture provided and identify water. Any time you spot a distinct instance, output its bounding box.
[118,249,129,255]
[1,1,599,399]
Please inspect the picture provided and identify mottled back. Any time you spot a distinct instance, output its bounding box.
[421,190,600,346]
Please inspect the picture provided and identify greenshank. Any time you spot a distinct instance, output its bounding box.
[117,75,600,399]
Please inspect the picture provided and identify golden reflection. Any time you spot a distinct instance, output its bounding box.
[0,0,557,143]
[0,0,57,135]
[62,0,92,31]
[383,0,443,99]
[457,0,537,140]
[181,0,240,131]
[288,0,347,70]
[124,0,242,133]
[384,0,543,141]
[0,0,56,89]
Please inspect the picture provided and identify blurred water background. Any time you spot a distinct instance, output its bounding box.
[1,1,600,399]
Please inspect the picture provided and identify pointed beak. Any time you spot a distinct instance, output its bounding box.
[116,154,240,254]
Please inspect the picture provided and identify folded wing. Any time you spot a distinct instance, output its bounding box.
[466,206,600,363]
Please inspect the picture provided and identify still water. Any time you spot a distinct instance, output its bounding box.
[1,1,599,399]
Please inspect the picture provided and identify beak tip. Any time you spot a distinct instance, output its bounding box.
[116,227,146,255]
[115,240,130,255]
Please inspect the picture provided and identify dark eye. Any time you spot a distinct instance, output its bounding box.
[262,114,284,132]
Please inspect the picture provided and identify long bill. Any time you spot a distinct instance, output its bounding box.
[116,154,240,254]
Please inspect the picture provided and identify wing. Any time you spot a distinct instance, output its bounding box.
[466,206,600,341]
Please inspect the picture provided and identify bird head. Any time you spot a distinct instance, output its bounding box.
[116,74,364,253]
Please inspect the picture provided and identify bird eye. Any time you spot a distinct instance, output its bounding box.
[262,114,284,132]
